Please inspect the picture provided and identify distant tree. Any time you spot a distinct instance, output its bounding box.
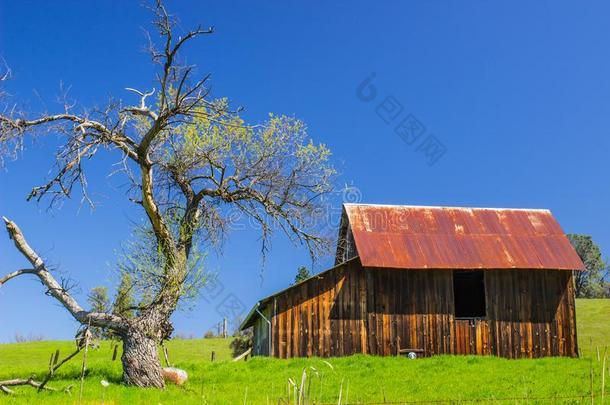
[88,286,110,338]
[568,234,608,298]
[88,286,110,313]
[294,266,312,284]
[203,330,215,339]
[13,332,45,343]
[112,274,135,319]
[172,331,195,340]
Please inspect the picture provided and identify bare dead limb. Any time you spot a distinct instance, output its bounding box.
[0,378,58,394]
[232,347,252,362]
[0,59,11,100]
[0,111,138,209]
[0,65,10,82]
[38,348,81,392]
[0,268,37,284]
[1,217,125,331]
[123,87,158,120]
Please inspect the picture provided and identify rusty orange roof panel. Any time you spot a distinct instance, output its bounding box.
[343,204,585,270]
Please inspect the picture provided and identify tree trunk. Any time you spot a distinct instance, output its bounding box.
[121,329,165,388]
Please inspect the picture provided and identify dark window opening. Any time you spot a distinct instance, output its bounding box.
[453,270,486,318]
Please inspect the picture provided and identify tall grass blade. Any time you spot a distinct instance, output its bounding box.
[298,368,307,405]
[602,349,607,405]
[345,381,349,405]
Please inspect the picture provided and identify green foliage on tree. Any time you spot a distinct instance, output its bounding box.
[117,224,208,316]
[568,234,608,298]
[88,286,110,338]
[112,273,135,319]
[294,266,312,284]
[88,286,110,313]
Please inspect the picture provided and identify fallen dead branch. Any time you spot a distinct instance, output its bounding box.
[232,347,252,362]
[38,348,81,392]
[0,377,58,394]
[0,328,97,396]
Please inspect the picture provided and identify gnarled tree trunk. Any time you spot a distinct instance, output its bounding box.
[121,329,165,388]
[1,217,177,389]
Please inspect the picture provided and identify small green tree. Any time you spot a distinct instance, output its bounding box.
[294,266,312,284]
[88,286,110,338]
[112,273,135,319]
[568,234,607,298]
[88,286,110,313]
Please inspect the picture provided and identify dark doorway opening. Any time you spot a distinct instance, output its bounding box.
[453,270,486,318]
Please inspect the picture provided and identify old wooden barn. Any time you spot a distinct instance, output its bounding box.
[240,204,585,359]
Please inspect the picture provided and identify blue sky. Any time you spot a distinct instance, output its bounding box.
[1,1,609,342]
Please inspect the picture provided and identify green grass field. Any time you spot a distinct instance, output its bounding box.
[0,299,609,404]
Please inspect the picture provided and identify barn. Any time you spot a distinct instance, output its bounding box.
[240,203,585,359]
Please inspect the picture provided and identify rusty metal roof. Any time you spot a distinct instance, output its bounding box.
[343,204,585,270]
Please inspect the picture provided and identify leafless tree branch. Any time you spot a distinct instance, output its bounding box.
[0,378,60,394]
[1,217,125,331]
[0,268,37,284]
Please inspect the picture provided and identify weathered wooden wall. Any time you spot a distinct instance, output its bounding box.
[252,306,271,356]
[268,259,578,359]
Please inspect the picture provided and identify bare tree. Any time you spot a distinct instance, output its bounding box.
[0,1,335,388]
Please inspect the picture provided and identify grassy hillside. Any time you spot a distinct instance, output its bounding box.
[0,299,608,404]
[575,299,609,357]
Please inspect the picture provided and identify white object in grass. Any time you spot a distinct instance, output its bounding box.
[162,367,188,386]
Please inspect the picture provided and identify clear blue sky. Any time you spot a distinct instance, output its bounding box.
[1,1,609,342]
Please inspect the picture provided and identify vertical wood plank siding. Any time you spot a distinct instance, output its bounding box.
[268,259,578,359]
[252,306,271,356]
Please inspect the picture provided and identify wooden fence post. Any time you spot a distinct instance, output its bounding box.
[163,344,171,367]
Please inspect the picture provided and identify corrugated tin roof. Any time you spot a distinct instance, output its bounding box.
[343,204,585,270]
